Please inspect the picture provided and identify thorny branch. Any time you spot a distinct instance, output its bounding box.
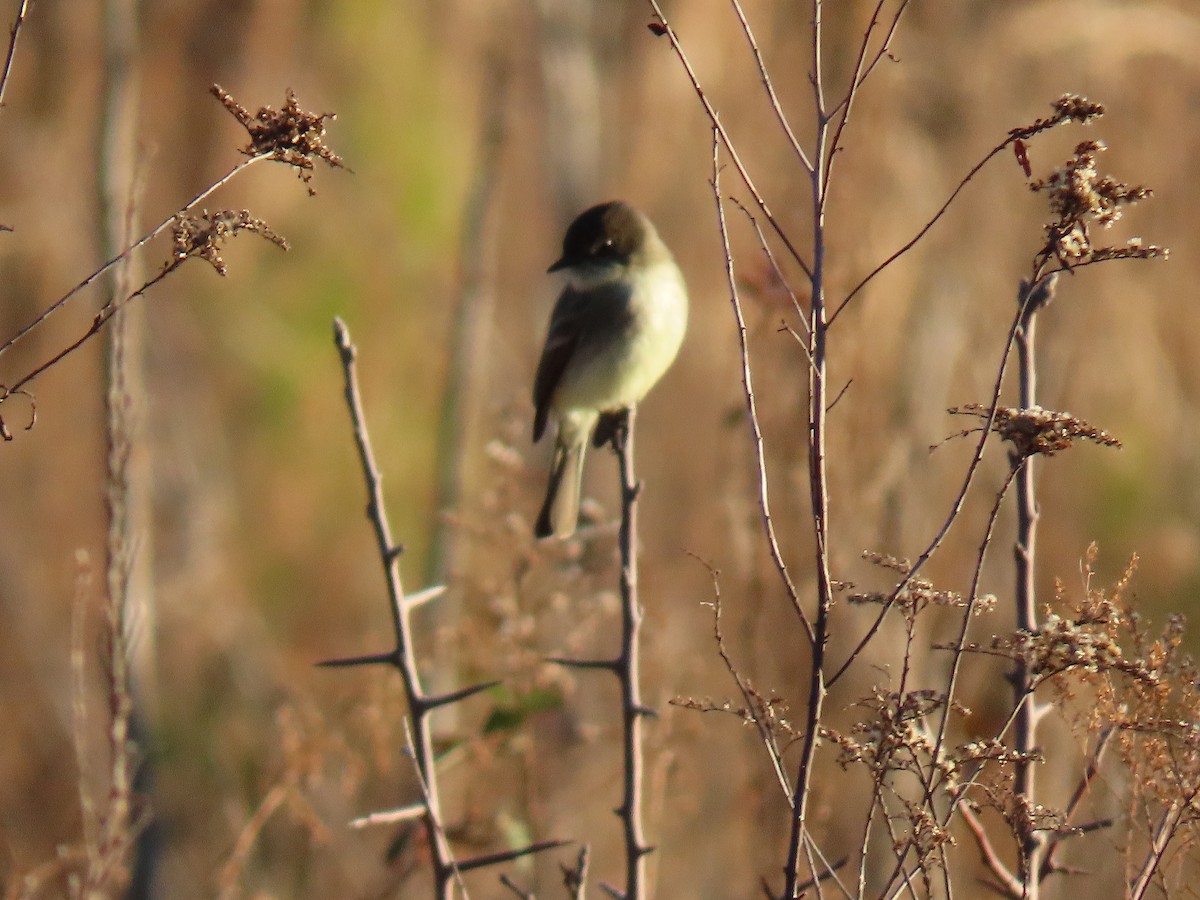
[324,320,565,897]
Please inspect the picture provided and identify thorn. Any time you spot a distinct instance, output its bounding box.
[404,584,447,609]
[546,655,620,672]
[421,680,501,710]
[452,838,572,873]
[349,802,427,829]
[315,649,398,668]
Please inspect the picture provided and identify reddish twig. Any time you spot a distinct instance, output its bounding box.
[0,0,32,111]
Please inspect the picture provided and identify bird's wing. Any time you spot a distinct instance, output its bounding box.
[532,287,588,442]
[532,281,635,442]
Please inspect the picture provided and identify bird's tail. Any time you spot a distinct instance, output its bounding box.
[535,435,587,539]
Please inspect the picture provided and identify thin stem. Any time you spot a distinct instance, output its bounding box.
[332,319,454,900]
[0,154,267,361]
[784,4,834,892]
[822,1,911,203]
[728,0,814,175]
[711,133,812,645]
[646,0,813,281]
[829,291,1032,688]
[2,261,178,401]
[829,132,1027,326]
[0,0,32,111]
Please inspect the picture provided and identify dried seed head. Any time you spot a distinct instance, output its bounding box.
[949,404,1121,458]
[171,209,289,276]
[212,85,346,194]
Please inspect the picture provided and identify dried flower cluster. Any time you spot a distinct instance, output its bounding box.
[1031,139,1167,269]
[1089,608,1200,808]
[949,403,1121,458]
[851,551,997,618]
[823,688,946,775]
[170,209,289,276]
[1008,94,1106,142]
[982,607,1152,685]
[946,556,1149,686]
[671,691,793,736]
[211,84,346,193]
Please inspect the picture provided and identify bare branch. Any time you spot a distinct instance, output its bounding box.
[727,0,814,175]
[710,131,812,645]
[0,0,32,111]
[0,154,268,364]
[646,0,813,280]
[959,804,1022,899]
[822,1,912,202]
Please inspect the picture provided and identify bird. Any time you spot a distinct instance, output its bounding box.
[532,200,688,539]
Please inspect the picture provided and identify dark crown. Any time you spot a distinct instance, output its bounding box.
[557,201,649,267]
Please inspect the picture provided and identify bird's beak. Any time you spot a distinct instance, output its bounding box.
[547,257,568,274]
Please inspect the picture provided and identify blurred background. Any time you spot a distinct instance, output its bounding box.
[1,0,1198,897]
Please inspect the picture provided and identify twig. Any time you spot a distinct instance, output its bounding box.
[687,552,792,802]
[0,207,290,418]
[1039,727,1113,879]
[562,844,589,899]
[729,196,810,338]
[0,154,268,363]
[1128,796,1193,900]
[1009,277,1055,896]
[646,0,813,281]
[331,318,456,898]
[710,131,811,644]
[499,874,535,899]
[216,784,290,900]
[401,719,471,899]
[0,0,32,111]
[828,288,1032,688]
[783,3,836,892]
[821,0,911,203]
[830,133,1021,325]
[727,0,814,175]
[959,805,1022,899]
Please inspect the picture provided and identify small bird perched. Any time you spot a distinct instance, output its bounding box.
[532,201,688,539]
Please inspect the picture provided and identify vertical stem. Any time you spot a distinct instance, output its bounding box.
[98,1,158,893]
[1012,280,1047,897]
[616,408,650,898]
[785,4,834,894]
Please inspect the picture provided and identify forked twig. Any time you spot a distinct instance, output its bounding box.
[647,0,813,281]
[0,154,268,363]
